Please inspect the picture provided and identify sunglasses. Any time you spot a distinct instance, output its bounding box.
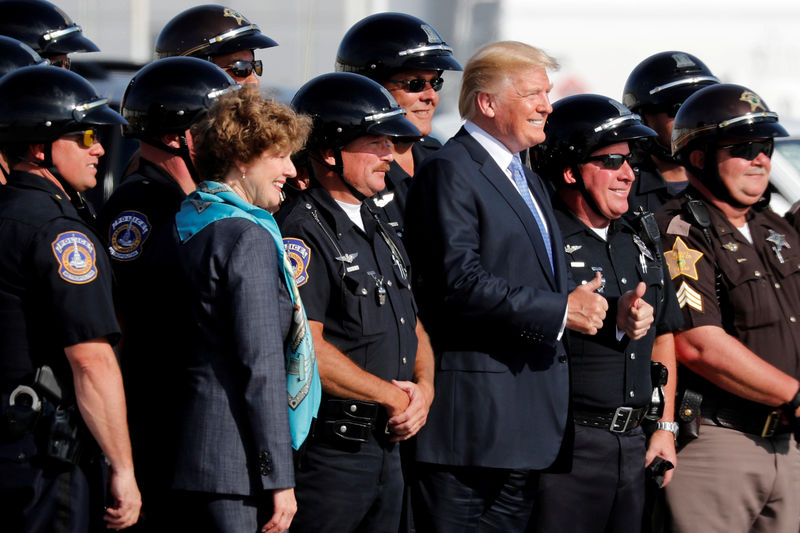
[718,140,774,160]
[222,59,262,78]
[388,76,444,93]
[65,129,99,148]
[49,57,72,70]
[584,153,633,170]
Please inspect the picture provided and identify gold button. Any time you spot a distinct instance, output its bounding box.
[684,408,693,417]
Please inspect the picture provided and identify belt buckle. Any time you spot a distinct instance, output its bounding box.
[761,410,781,438]
[610,407,633,433]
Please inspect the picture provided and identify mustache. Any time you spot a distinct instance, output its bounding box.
[374,164,391,173]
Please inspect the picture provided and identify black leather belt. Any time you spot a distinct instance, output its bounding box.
[701,406,791,438]
[573,406,648,433]
[314,398,389,446]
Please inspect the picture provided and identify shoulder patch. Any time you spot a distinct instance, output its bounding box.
[51,231,98,284]
[664,236,703,280]
[284,237,311,287]
[676,281,703,312]
[108,210,152,261]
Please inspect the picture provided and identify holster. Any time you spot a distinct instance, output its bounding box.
[676,388,703,450]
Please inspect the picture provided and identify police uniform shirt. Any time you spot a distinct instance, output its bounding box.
[657,189,800,382]
[0,171,119,387]
[369,135,442,238]
[277,186,418,383]
[554,200,683,408]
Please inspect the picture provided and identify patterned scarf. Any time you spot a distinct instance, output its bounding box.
[175,180,321,450]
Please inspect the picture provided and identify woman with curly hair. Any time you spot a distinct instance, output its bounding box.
[169,85,320,533]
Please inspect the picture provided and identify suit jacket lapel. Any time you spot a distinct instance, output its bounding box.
[454,129,557,288]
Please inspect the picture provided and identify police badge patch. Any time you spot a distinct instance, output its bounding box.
[284,237,311,287]
[108,211,151,261]
[51,231,98,284]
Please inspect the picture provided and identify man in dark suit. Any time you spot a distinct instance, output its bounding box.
[404,41,608,532]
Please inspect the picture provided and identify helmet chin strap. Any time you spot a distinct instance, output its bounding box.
[310,148,368,202]
[689,144,750,210]
[148,134,201,183]
[569,164,607,223]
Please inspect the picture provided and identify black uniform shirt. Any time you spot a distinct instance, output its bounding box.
[554,200,683,409]
[0,171,119,388]
[277,186,418,384]
[368,136,442,237]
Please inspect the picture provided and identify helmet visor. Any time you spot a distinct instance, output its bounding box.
[364,108,421,139]
[75,98,127,126]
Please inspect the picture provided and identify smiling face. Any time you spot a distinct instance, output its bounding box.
[716,139,771,206]
[479,66,553,153]
[240,149,296,213]
[384,69,441,136]
[50,131,105,192]
[577,142,636,224]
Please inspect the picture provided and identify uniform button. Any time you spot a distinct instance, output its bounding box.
[340,425,348,433]
[400,317,405,324]
[754,270,762,278]
[558,355,567,363]
[361,288,368,295]
[630,353,636,360]
[349,404,357,413]
[387,280,392,286]
[629,390,635,398]
[402,357,408,364]
[621,277,627,284]
[774,282,781,289]
[791,317,797,323]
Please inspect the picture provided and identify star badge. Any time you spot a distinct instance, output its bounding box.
[223,8,246,25]
[739,91,766,113]
[664,236,704,280]
[766,229,790,263]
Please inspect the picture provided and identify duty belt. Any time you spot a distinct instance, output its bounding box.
[573,406,648,433]
[314,398,390,445]
[701,405,791,438]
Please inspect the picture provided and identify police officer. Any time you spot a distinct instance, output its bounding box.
[95,56,238,530]
[155,3,278,86]
[276,72,435,533]
[0,35,47,182]
[529,94,683,533]
[656,84,800,533]
[622,52,719,212]
[0,0,99,69]
[0,66,140,532]
[334,12,462,236]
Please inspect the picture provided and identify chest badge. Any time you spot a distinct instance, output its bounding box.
[664,236,703,280]
[564,244,582,255]
[766,230,790,264]
[632,235,654,261]
[722,242,739,253]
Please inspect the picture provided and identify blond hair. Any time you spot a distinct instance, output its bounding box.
[458,41,559,120]
[191,85,312,182]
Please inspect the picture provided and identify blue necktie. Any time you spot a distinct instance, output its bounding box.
[509,155,554,273]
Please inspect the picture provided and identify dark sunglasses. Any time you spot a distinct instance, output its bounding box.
[223,59,262,78]
[49,57,72,70]
[65,129,99,148]
[718,140,774,160]
[388,76,444,93]
[583,153,633,170]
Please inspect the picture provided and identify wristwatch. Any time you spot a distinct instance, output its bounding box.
[656,421,679,439]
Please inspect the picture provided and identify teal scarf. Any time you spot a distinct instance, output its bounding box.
[176,181,321,450]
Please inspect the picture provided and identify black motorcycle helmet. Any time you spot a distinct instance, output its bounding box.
[292,72,420,151]
[671,83,788,206]
[121,57,239,140]
[0,65,124,145]
[0,0,99,57]
[0,35,47,78]
[535,94,656,177]
[622,51,718,116]
[335,12,461,81]
[155,4,278,59]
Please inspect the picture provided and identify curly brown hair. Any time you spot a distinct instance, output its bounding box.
[190,85,311,182]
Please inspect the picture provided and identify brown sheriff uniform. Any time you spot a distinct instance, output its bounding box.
[656,187,800,533]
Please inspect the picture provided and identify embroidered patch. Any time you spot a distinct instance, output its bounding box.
[284,238,311,287]
[676,281,703,312]
[51,231,98,284]
[108,211,151,261]
[666,215,691,237]
[664,236,703,280]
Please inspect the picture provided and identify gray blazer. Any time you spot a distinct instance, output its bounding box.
[172,217,294,496]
